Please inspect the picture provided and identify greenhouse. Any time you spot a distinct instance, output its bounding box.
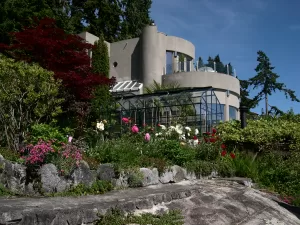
[106,86,223,133]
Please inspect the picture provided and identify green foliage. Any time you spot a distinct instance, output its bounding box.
[52,180,113,197]
[0,54,63,151]
[249,51,299,114]
[92,35,109,77]
[144,80,181,94]
[84,0,153,42]
[0,183,12,196]
[0,147,21,162]
[217,118,300,150]
[0,0,75,44]
[27,123,71,145]
[96,208,184,225]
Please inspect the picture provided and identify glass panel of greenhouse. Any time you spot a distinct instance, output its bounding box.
[108,87,223,133]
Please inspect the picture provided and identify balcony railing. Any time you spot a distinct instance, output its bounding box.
[163,61,237,77]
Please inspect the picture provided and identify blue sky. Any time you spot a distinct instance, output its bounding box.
[150,0,300,114]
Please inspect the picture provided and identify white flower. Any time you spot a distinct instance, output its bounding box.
[155,132,162,137]
[160,125,166,130]
[187,133,190,137]
[169,126,176,130]
[195,129,199,135]
[179,134,186,140]
[185,127,191,132]
[96,121,105,131]
[193,139,199,146]
[175,124,183,135]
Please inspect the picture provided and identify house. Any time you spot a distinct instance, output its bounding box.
[78,23,240,122]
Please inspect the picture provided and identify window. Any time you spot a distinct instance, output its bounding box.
[229,106,237,120]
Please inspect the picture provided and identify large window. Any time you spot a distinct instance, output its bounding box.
[166,51,173,75]
[229,106,237,120]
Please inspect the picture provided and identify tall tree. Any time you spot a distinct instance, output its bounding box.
[249,50,299,115]
[214,55,225,73]
[197,57,204,68]
[0,0,74,44]
[240,79,259,110]
[92,34,109,77]
[91,33,112,121]
[84,0,122,42]
[120,0,153,39]
[83,0,153,42]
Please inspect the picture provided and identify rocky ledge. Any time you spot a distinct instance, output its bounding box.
[0,179,300,225]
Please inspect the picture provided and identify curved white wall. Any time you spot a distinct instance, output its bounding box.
[164,35,195,59]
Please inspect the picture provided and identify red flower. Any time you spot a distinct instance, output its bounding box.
[230,152,236,159]
[221,144,226,149]
[158,124,161,127]
[204,138,209,143]
[212,128,217,134]
[221,150,227,156]
[212,133,215,137]
[209,138,216,143]
[193,135,198,140]
[205,132,210,135]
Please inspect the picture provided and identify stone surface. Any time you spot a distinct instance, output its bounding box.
[70,160,95,186]
[97,163,116,181]
[0,179,299,225]
[159,165,187,184]
[139,168,159,186]
[0,158,26,194]
[40,164,69,193]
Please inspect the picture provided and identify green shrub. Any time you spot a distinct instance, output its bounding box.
[27,123,72,146]
[217,118,300,151]
[0,147,21,162]
[53,180,113,197]
[96,208,184,225]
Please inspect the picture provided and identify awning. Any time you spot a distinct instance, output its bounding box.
[110,80,143,95]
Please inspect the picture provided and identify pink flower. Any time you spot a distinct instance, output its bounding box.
[144,133,151,142]
[131,125,139,133]
[122,117,129,124]
[68,136,73,143]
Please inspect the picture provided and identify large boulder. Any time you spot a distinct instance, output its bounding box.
[97,163,116,181]
[159,165,187,184]
[139,168,159,187]
[70,160,95,187]
[0,157,26,194]
[40,164,69,193]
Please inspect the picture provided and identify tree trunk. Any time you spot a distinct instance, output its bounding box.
[265,93,268,116]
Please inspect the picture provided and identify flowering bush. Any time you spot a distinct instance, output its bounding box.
[21,138,83,174]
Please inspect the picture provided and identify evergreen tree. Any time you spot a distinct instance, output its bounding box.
[92,34,109,77]
[0,0,74,44]
[120,0,153,39]
[197,57,204,69]
[206,56,214,69]
[249,50,299,115]
[214,55,225,73]
[240,79,259,111]
[91,33,113,121]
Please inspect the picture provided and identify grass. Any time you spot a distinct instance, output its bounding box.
[95,208,184,225]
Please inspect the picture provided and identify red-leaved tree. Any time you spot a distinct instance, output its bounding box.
[0,17,115,101]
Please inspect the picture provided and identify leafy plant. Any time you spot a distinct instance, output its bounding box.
[0,54,63,151]
[96,208,184,225]
[52,180,113,197]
